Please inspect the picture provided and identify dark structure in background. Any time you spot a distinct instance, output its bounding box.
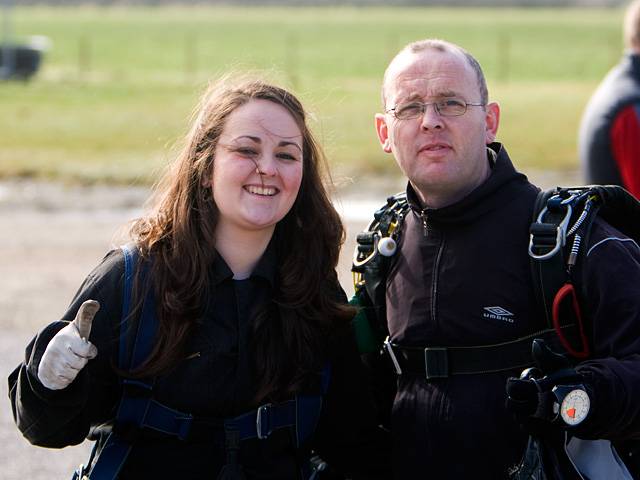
[0,44,43,80]
[1,0,46,81]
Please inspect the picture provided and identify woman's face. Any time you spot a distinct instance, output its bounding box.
[208,99,304,237]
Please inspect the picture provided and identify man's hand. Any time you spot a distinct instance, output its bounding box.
[506,339,586,432]
[37,300,100,390]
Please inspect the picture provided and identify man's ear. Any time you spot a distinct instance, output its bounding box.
[375,113,392,153]
[484,102,500,144]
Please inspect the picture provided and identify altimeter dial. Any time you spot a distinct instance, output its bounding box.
[555,387,590,426]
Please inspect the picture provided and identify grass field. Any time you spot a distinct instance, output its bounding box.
[0,6,626,184]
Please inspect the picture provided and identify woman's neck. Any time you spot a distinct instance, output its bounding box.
[215,223,274,280]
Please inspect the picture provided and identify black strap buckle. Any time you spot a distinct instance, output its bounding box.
[424,347,448,379]
[256,403,273,440]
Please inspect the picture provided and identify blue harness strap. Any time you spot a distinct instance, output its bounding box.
[84,244,159,480]
[79,245,329,479]
[294,363,330,447]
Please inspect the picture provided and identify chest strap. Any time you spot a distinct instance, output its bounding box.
[384,326,577,379]
[110,385,324,444]
[110,394,315,444]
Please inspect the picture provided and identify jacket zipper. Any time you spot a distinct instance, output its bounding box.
[421,209,429,237]
[431,234,445,327]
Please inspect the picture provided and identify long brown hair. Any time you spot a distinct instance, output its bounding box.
[128,77,352,399]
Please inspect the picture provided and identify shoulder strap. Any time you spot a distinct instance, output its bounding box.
[351,192,409,353]
[291,363,330,448]
[528,185,640,359]
[119,244,157,371]
[529,189,570,328]
[86,244,159,480]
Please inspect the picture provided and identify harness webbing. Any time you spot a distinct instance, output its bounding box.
[384,327,578,379]
[351,188,627,376]
[82,244,153,480]
[76,245,328,479]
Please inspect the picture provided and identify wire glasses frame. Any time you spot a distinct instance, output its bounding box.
[386,99,485,120]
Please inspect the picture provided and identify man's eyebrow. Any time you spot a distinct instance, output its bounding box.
[402,91,459,102]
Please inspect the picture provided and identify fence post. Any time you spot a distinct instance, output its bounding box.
[497,33,510,83]
[185,33,197,82]
[285,32,298,89]
[78,34,91,81]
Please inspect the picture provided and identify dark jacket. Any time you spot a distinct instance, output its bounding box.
[384,143,640,479]
[9,246,390,479]
[579,52,640,187]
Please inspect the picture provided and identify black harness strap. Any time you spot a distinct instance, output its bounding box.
[529,188,570,329]
[384,327,578,379]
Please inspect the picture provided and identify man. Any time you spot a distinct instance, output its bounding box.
[372,39,640,478]
[579,0,640,199]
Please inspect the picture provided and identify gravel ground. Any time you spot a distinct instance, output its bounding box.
[0,169,577,479]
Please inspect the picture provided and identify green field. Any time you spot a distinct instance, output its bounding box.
[0,6,626,184]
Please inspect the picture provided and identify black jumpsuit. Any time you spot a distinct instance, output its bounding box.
[10,245,391,479]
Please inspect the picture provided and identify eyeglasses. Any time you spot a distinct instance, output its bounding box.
[386,98,485,120]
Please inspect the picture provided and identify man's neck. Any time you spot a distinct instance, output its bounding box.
[414,188,461,210]
[414,163,492,210]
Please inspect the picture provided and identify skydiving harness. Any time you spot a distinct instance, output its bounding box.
[73,244,328,480]
[351,185,640,378]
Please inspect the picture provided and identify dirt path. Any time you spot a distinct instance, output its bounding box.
[0,169,577,479]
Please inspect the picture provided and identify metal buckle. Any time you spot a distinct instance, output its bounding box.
[384,336,403,375]
[424,347,448,380]
[353,231,381,268]
[74,463,88,480]
[256,403,272,440]
[528,202,573,261]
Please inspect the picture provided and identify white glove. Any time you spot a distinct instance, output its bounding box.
[37,300,100,390]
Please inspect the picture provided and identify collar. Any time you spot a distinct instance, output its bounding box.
[406,142,531,224]
[624,50,640,74]
[212,239,278,288]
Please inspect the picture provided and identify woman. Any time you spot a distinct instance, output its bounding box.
[9,78,389,479]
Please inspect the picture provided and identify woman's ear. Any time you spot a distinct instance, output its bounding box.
[201,160,214,188]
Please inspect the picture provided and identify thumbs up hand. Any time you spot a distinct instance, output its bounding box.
[37,300,100,391]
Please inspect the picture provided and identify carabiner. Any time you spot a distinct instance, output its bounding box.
[352,231,380,268]
[528,202,573,261]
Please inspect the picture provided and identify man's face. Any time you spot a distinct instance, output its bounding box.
[375,48,500,208]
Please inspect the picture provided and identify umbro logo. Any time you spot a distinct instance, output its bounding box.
[483,306,515,324]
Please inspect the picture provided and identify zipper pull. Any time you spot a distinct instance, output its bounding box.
[421,210,429,237]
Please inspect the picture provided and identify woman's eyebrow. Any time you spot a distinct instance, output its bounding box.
[232,136,301,152]
[233,135,261,143]
[279,140,302,152]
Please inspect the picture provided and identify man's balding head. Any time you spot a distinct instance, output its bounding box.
[381,39,489,109]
